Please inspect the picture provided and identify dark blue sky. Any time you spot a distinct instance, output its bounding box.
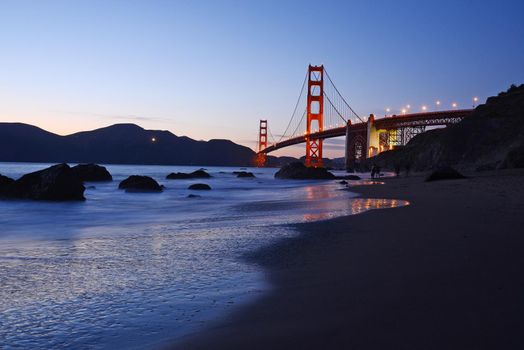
[1,0,523,157]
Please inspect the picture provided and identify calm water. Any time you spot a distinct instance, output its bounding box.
[0,163,407,349]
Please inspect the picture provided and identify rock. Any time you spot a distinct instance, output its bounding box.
[236,171,255,178]
[0,174,15,190]
[499,144,524,169]
[187,194,201,198]
[119,175,163,192]
[0,163,85,201]
[70,164,112,182]
[166,170,211,179]
[339,180,348,185]
[335,175,361,180]
[274,162,336,180]
[475,162,498,172]
[425,166,466,182]
[188,183,211,190]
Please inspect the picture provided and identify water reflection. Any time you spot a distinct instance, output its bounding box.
[304,185,333,200]
[302,198,408,222]
[350,198,408,214]
[350,180,385,186]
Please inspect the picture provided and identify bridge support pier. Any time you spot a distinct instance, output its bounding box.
[366,114,379,158]
[255,120,268,167]
[345,120,352,172]
[305,65,324,168]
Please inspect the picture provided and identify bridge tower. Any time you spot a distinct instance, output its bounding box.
[255,119,268,167]
[305,65,324,168]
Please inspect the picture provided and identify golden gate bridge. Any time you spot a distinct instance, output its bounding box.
[255,65,473,170]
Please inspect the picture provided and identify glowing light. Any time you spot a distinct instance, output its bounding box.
[473,97,479,102]
[436,100,441,105]
[406,104,411,109]
[151,137,156,142]
[386,108,391,113]
[401,108,407,114]
[421,105,427,111]
[452,102,458,108]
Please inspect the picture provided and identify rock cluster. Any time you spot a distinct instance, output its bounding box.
[236,171,255,178]
[274,162,336,180]
[166,170,211,179]
[0,163,85,201]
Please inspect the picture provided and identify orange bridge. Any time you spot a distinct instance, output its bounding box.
[255,65,473,169]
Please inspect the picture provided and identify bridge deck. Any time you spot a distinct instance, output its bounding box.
[260,109,473,154]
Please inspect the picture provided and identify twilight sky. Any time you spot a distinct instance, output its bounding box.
[1,0,523,158]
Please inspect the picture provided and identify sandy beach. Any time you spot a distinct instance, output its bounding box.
[171,169,524,350]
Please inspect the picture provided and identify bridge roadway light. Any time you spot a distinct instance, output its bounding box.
[421,105,427,111]
[401,108,407,114]
[473,96,479,107]
[452,102,458,108]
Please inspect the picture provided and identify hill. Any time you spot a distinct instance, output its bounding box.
[0,123,256,166]
[368,84,524,172]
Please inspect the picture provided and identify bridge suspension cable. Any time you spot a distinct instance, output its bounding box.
[324,68,364,124]
[277,69,309,143]
[267,126,277,145]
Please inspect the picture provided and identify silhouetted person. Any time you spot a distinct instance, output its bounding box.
[405,163,411,177]
[394,164,401,177]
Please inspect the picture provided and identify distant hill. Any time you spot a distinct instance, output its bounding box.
[368,84,524,171]
[0,123,257,166]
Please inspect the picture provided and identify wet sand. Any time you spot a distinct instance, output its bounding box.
[170,169,524,350]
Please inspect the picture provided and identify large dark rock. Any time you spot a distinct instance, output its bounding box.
[425,166,466,182]
[0,163,85,201]
[274,162,336,180]
[70,163,112,182]
[166,170,211,179]
[188,183,211,190]
[0,174,15,190]
[119,175,163,192]
[236,171,255,178]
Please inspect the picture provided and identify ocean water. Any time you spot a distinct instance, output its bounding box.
[0,163,407,349]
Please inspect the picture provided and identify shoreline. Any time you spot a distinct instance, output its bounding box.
[170,169,524,349]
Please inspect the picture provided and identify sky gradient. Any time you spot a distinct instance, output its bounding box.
[1,0,523,157]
